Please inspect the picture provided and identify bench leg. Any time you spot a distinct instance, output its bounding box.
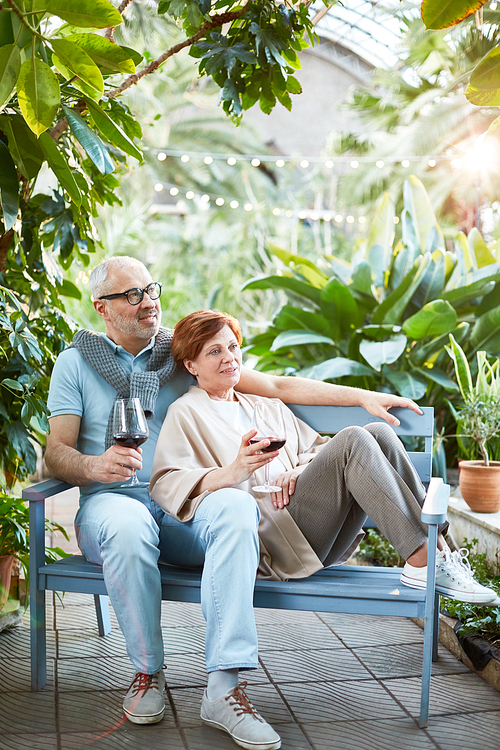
[432,592,440,662]
[30,586,47,691]
[419,523,439,728]
[94,594,112,636]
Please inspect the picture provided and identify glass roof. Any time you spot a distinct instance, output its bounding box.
[312,0,406,69]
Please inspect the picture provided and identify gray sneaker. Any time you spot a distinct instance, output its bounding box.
[201,681,281,750]
[123,669,165,724]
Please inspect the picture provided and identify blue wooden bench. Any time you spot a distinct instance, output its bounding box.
[24,404,449,728]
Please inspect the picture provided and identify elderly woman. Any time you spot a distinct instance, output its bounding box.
[150,310,496,750]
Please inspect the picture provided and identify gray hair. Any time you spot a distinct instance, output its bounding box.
[89,256,148,300]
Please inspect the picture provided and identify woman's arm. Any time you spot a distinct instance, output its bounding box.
[236,366,422,427]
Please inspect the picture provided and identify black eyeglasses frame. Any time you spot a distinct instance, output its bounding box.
[99,282,162,306]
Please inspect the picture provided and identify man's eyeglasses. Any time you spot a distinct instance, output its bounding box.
[99,282,162,306]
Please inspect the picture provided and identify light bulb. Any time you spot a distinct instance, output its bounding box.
[181,154,190,162]
[186,191,195,199]
[227,157,237,165]
[230,200,239,208]
[154,183,163,192]
[157,152,166,161]
[251,158,261,167]
[276,159,285,168]
[204,156,213,164]
[216,197,225,206]
[170,187,179,196]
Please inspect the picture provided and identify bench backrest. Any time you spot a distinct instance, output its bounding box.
[287,405,434,483]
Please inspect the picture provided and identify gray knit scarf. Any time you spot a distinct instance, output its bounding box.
[70,328,176,449]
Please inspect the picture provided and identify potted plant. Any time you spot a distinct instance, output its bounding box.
[446,334,500,512]
[0,493,69,611]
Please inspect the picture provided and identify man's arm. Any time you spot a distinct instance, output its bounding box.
[236,366,422,427]
[45,414,143,486]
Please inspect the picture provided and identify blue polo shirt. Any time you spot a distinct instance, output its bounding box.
[47,333,193,501]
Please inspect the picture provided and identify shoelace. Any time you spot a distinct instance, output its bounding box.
[128,671,161,697]
[439,548,474,583]
[226,681,264,723]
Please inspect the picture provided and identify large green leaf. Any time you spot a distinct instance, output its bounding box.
[273,305,333,337]
[86,99,142,161]
[267,242,325,274]
[440,276,499,307]
[403,176,438,254]
[470,305,500,355]
[0,139,19,230]
[270,330,334,351]
[0,114,44,179]
[320,278,362,340]
[366,192,395,287]
[51,38,103,100]
[242,275,321,306]
[359,334,407,372]
[421,0,486,30]
[62,105,114,175]
[402,299,457,340]
[468,227,497,268]
[446,333,473,399]
[384,370,428,399]
[414,367,459,392]
[373,253,430,325]
[17,57,60,136]
[67,34,135,74]
[298,357,373,381]
[465,81,500,107]
[38,132,81,206]
[46,0,122,28]
[410,321,470,365]
[0,43,20,110]
[412,248,446,308]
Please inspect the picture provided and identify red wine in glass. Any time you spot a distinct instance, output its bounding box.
[112,398,149,486]
[249,438,286,453]
[251,400,287,493]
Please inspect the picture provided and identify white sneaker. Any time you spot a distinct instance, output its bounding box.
[400,548,498,604]
[201,681,281,750]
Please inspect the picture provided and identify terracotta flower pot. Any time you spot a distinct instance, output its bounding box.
[458,460,500,513]
[0,554,15,610]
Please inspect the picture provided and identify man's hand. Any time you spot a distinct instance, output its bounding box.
[89,445,143,483]
[270,465,308,509]
[358,392,422,427]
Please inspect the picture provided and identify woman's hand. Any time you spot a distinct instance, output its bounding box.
[228,428,279,485]
[270,465,308,509]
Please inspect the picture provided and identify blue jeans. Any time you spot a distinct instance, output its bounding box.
[74,487,260,675]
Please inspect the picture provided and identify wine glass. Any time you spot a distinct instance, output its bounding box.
[112,398,149,486]
[251,399,287,493]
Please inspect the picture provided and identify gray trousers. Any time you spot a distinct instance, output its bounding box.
[287,422,443,567]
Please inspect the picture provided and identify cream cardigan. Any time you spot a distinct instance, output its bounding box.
[149,386,330,581]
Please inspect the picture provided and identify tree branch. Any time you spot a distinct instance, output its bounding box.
[105,0,134,41]
[106,8,247,99]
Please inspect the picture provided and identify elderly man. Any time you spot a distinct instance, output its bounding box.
[45,256,421,747]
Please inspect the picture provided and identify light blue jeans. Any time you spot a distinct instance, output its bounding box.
[74,487,260,675]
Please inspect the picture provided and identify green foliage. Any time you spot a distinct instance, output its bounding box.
[446,336,500,464]
[242,178,500,440]
[0,491,70,605]
[443,538,500,641]
[357,529,404,568]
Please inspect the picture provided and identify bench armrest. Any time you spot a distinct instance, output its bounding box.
[23,478,74,503]
[421,477,449,525]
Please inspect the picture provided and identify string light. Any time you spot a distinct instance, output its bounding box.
[428,159,436,167]
[169,187,179,196]
[298,211,307,219]
[227,157,237,165]
[394,216,400,224]
[216,197,225,206]
[358,216,366,224]
[204,156,213,164]
[285,210,293,217]
[325,160,334,169]
[157,152,166,161]
[376,160,384,168]
[244,203,253,211]
[272,208,281,215]
[335,215,343,222]
[324,214,331,222]
[251,158,261,167]
[401,160,410,168]
[276,159,285,168]
[180,154,190,162]
[154,183,163,192]
[350,160,359,169]
[230,200,239,208]
[300,160,309,168]
[201,194,210,203]
[185,191,195,199]
[311,212,319,221]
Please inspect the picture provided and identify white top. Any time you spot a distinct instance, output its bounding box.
[211,400,288,479]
